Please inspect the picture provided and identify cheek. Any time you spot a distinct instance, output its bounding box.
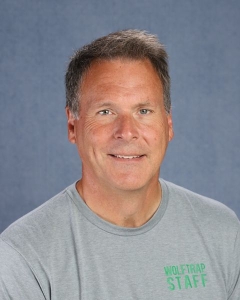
[144,127,170,159]
[78,117,111,148]
[143,121,168,143]
[80,116,99,136]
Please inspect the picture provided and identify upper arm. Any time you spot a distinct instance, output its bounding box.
[228,227,240,300]
[0,239,47,300]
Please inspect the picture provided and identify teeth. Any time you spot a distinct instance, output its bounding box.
[115,155,140,159]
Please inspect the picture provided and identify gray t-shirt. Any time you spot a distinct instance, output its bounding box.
[0,179,239,299]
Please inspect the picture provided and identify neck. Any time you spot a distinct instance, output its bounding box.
[76,177,162,228]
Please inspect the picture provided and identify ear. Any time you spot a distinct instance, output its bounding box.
[65,107,76,144]
[167,113,174,141]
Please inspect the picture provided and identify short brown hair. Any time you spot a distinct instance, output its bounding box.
[65,29,171,117]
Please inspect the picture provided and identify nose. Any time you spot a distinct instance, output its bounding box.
[113,114,139,141]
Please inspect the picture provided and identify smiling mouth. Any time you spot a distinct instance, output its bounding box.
[110,154,144,159]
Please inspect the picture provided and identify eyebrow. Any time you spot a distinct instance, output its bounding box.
[135,101,152,108]
[94,102,113,108]
[93,101,153,109]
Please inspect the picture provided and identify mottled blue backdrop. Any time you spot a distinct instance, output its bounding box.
[0,0,239,231]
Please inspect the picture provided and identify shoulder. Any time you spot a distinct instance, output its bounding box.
[0,183,77,254]
[161,179,240,233]
[0,184,77,299]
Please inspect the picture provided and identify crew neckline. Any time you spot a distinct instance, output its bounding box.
[67,179,169,236]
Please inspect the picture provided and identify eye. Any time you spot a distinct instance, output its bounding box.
[139,109,151,115]
[98,109,112,115]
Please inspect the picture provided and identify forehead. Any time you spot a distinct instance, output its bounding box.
[80,58,163,94]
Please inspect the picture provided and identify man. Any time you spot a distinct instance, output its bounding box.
[0,29,239,299]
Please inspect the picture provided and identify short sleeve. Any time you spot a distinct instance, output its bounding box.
[228,227,240,300]
[0,238,47,300]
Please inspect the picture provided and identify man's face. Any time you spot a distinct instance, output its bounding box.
[66,59,173,192]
